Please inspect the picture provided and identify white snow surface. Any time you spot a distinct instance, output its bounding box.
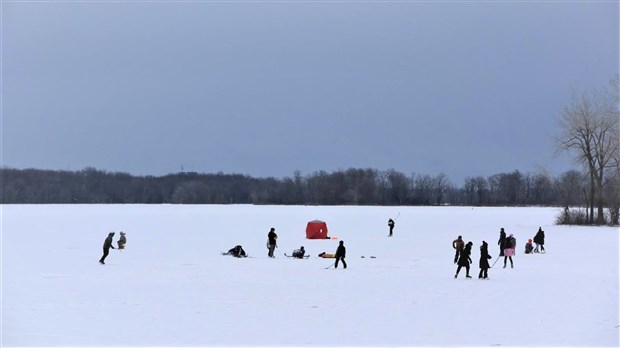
[1,204,619,347]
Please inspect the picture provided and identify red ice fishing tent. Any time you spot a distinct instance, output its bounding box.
[306,220,329,239]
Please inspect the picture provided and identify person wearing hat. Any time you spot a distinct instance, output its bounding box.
[455,241,473,278]
[292,246,306,259]
[267,227,278,258]
[117,231,127,249]
[334,240,347,269]
[99,232,115,265]
[452,235,465,264]
[478,241,492,279]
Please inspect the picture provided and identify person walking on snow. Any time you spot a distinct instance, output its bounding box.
[335,240,347,269]
[452,235,465,264]
[99,232,115,265]
[478,241,492,279]
[503,234,516,268]
[533,227,545,253]
[498,228,506,256]
[455,241,473,278]
[267,227,278,258]
[388,218,395,237]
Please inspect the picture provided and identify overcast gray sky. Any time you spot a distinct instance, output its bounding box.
[2,1,618,185]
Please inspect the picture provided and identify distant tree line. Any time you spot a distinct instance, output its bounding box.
[1,165,616,214]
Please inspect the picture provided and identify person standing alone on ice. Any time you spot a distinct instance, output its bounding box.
[478,241,492,279]
[452,235,464,264]
[455,241,473,278]
[267,227,278,258]
[99,232,115,265]
[335,240,347,269]
[498,228,506,256]
[388,218,395,237]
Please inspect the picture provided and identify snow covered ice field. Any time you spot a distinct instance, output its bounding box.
[1,204,618,347]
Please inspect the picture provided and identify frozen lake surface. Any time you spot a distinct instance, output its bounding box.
[2,204,618,347]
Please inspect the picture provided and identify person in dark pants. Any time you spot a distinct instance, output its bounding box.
[99,232,115,264]
[335,241,347,269]
[452,235,464,264]
[498,228,506,256]
[478,241,492,279]
[388,218,395,237]
[503,234,516,268]
[224,245,246,258]
[267,227,278,258]
[533,227,545,253]
[455,241,473,278]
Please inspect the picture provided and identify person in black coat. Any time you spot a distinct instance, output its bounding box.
[478,241,492,279]
[388,218,395,237]
[224,245,246,258]
[455,241,473,278]
[267,228,278,258]
[335,240,347,269]
[498,228,506,256]
[533,227,545,253]
[99,232,115,265]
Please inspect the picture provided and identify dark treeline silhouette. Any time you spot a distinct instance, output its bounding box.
[1,166,610,210]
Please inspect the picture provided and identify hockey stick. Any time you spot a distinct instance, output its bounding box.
[325,262,335,269]
[491,255,501,268]
[394,212,401,221]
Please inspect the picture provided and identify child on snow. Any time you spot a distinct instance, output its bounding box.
[117,231,127,249]
[525,239,534,254]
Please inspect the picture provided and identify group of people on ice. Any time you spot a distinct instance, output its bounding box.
[98,231,127,265]
[222,227,348,269]
[452,226,546,279]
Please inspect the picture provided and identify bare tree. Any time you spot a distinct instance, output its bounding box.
[556,77,620,224]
